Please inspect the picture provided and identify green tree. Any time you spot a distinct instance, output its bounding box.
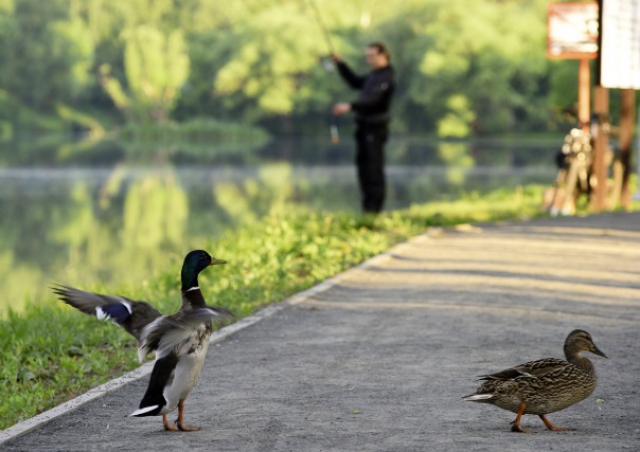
[407,0,550,135]
[100,25,189,123]
[0,0,93,127]
[0,0,580,135]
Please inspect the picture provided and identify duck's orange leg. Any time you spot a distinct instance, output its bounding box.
[163,414,178,431]
[176,401,201,432]
[510,403,533,433]
[539,415,575,432]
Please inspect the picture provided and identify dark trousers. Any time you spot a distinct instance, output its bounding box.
[355,123,388,213]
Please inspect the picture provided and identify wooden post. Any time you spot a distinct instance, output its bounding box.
[636,101,640,202]
[578,59,591,132]
[591,85,609,211]
[619,89,635,209]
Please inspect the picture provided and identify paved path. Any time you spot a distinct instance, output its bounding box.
[4,213,640,451]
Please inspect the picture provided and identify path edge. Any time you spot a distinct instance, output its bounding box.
[0,234,428,445]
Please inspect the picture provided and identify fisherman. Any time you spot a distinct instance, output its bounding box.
[331,42,395,214]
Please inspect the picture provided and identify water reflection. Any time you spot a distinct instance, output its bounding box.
[0,136,558,312]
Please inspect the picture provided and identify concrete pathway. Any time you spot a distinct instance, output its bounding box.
[3,213,640,451]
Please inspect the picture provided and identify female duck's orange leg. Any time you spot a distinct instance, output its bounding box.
[176,401,201,432]
[539,415,575,432]
[163,414,178,431]
[510,403,533,433]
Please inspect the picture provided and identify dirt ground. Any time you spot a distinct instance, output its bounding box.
[3,213,640,451]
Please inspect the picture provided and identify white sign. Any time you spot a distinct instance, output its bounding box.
[547,2,599,59]
[600,0,640,89]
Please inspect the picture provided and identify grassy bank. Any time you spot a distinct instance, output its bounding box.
[119,118,269,146]
[0,184,550,430]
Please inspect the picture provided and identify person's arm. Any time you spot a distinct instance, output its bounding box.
[332,55,365,90]
[350,72,393,114]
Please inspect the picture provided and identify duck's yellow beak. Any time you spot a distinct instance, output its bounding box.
[209,258,227,266]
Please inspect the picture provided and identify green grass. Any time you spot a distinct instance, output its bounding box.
[0,184,572,430]
[118,117,269,145]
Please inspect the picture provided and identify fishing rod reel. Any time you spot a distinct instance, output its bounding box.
[321,58,336,72]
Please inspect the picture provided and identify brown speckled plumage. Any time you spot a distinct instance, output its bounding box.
[464,330,607,433]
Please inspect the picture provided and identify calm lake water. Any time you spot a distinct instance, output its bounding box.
[0,134,558,312]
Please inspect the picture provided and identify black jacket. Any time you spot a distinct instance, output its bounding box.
[336,61,395,124]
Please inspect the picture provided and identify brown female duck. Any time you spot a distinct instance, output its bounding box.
[464,329,607,433]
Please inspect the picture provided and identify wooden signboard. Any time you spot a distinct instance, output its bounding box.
[547,2,599,59]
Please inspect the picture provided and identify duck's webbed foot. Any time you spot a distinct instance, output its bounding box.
[539,415,575,432]
[510,403,534,434]
[175,401,201,432]
[163,414,178,431]
[510,422,534,433]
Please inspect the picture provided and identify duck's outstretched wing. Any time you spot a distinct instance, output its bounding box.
[478,358,569,381]
[52,285,162,342]
[138,307,234,362]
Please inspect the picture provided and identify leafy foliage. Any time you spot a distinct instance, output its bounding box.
[101,25,190,122]
[0,0,580,135]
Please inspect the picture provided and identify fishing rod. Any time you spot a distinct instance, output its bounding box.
[306,0,336,55]
[305,0,340,145]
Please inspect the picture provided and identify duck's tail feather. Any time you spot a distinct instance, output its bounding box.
[462,394,495,402]
[130,405,161,417]
[132,353,179,417]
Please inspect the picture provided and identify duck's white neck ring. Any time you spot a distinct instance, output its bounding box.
[185,286,200,292]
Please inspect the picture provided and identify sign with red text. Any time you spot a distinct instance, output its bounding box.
[547,2,599,59]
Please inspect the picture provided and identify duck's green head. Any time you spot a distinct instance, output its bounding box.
[564,329,607,359]
[181,250,226,291]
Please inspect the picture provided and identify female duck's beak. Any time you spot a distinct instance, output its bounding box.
[592,345,607,359]
[209,258,227,266]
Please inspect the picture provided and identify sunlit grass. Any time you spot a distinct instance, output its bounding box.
[0,183,610,430]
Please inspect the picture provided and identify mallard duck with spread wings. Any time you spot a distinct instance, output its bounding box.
[464,329,607,433]
[53,250,233,432]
